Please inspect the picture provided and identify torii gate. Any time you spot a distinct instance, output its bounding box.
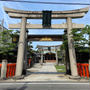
[4,7,89,77]
[37,45,61,65]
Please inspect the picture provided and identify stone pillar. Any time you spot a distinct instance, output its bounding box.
[88,35,90,75]
[41,54,43,65]
[67,17,78,76]
[56,49,58,65]
[16,17,27,77]
[1,60,7,79]
[64,30,71,74]
[43,55,45,63]
[65,46,71,74]
[24,30,28,67]
[22,29,28,75]
[89,59,90,75]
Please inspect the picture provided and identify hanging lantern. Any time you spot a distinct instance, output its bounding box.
[12,36,18,43]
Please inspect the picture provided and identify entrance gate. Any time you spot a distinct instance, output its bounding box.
[37,45,61,65]
[4,7,89,77]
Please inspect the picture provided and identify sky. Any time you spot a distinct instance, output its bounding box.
[0,0,90,50]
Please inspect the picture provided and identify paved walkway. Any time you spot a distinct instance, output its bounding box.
[3,62,89,82]
[19,63,70,81]
[29,63,57,73]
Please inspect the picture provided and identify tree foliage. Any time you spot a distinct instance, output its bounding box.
[71,29,86,48]
[0,30,16,59]
[61,25,90,53]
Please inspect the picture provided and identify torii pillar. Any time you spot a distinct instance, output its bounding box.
[40,49,43,65]
[16,17,27,76]
[22,29,28,75]
[41,54,43,65]
[67,17,78,76]
[55,48,58,65]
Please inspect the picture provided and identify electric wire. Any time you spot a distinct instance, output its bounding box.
[0,0,90,5]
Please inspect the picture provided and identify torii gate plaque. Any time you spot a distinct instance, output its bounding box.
[4,7,89,77]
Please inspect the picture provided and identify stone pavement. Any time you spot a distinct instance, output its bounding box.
[1,62,89,82]
[18,63,71,81]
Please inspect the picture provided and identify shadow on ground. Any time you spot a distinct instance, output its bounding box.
[25,70,66,77]
[2,84,27,90]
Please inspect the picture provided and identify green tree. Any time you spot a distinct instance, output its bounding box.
[27,42,34,58]
[83,25,90,68]
[0,30,16,59]
[72,29,85,47]
[61,26,90,53]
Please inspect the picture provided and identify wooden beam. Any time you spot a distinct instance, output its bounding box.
[37,45,61,47]
[28,35,63,41]
[9,23,84,29]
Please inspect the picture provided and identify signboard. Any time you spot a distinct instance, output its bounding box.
[40,37,53,41]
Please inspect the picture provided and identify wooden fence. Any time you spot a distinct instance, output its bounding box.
[6,63,16,78]
[77,63,89,78]
[0,63,16,78]
[0,63,89,78]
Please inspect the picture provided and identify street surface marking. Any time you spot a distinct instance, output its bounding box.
[0,83,89,85]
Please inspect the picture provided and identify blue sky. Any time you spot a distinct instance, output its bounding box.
[0,0,90,50]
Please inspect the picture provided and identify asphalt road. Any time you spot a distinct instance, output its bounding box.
[0,82,90,90]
